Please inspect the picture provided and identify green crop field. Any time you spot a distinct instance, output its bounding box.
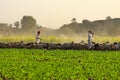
[0,49,120,80]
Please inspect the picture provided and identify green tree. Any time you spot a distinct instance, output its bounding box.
[106,16,112,20]
[14,21,20,28]
[9,24,12,28]
[21,16,36,32]
[71,18,77,23]
[82,19,91,24]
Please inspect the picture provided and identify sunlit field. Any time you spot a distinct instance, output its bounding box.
[0,36,73,43]
[93,36,120,43]
[0,36,120,43]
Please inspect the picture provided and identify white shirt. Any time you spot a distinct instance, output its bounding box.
[88,33,92,40]
[36,34,40,39]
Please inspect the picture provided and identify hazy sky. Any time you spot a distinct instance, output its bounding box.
[0,0,120,29]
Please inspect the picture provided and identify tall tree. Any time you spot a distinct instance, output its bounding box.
[71,18,77,23]
[9,24,12,28]
[106,16,112,20]
[14,21,20,28]
[21,16,36,32]
[82,19,91,24]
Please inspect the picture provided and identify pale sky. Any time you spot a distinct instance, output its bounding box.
[0,0,120,29]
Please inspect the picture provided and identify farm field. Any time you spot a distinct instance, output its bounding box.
[1,36,120,43]
[0,49,120,80]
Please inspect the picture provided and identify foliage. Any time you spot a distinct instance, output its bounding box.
[59,18,120,36]
[21,16,36,32]
[82,19,91,24]
[71,18,77,23]
[14,21,20,28]
[106,16,112,20]
[0,49,120,79]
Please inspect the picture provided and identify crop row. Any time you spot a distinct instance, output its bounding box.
[0,49,120,80]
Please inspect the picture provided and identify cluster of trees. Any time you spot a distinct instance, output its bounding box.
[1,15,120,37]
[58,16,120,36]
[0,16,40,36]
[14,16,37,31]
[11,16,37,30]
[0,15,56,36]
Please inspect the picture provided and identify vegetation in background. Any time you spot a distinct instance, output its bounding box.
[0,36,120,43]
[1,16,120,37]
[21,16,36,33]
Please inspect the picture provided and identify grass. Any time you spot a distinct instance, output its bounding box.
[0,49,120,80]
[94,36,120,43]
[0,36,74,43]
[0,35,120,43]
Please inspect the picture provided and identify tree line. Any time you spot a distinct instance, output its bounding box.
[0,16,120,36]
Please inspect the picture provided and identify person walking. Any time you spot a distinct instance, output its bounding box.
[88,31,94,49]
[35,31,41,44]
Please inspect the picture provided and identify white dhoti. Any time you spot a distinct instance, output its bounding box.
[36,38,40,44]
[88,39,92,49]
[88,33,93,49]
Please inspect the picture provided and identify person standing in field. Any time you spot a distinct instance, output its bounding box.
[35,31,41,44]
[88,31,94,49]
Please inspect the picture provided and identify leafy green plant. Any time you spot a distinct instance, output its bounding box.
[0,49,120,79]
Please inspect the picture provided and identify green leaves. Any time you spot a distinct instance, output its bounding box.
[0,49,120,79]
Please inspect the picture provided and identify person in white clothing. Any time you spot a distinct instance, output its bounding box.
[35,31,41,44]
[88,31,94,49]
